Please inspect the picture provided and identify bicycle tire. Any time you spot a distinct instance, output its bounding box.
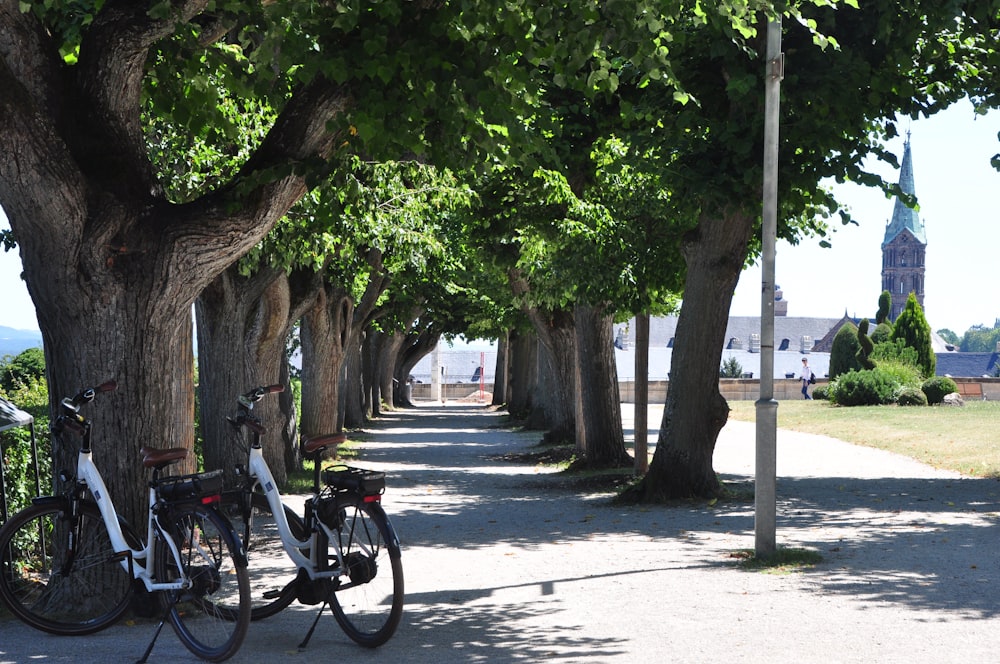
[218,490,305,620]
[0,500,136,635]
[154,503,250,662]
[328,495,403,648]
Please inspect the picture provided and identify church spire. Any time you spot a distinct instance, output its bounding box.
[879,133,927,322]
[882,134,926,246]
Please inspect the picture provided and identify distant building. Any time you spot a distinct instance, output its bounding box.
[881,135,927,321]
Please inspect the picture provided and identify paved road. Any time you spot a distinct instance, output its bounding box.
[2,403,999,663]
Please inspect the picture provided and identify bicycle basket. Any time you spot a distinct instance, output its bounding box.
[155,469,224,503]
[322,465,385,497]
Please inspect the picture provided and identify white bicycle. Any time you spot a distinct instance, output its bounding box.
[220,384,403,649]
[0,380,251,662]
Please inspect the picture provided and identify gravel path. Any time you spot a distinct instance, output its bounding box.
[2,403,999,663]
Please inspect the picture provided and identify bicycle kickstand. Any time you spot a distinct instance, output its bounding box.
[297,593,335,651]
[136,594,177,664]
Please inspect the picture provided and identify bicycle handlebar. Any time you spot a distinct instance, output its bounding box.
[229,384,284,435]
[59,380,117,414]
[236,384,284,409]
[54,380,116,436]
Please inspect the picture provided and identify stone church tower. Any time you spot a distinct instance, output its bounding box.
[880,136,926,322]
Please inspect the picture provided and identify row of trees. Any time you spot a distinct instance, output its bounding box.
[2,1,999,523]
[938,323,1000,354]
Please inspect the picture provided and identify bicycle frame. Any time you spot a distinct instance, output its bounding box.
[243,446,345,580]
[71,446,190,593]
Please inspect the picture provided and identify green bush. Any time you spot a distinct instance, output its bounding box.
[896,386,928,406]
[922,376,958,405]
[856,319,875,370]
[0,347,45,393]
[892,293,935,378]
[811,385,829,400]
[1,377,51,517]
[828,369,898,406]
[720,356,743,378]
[871,322,894,345]
[871,339,919,370]
[829,322,862,379]
[872,359,924,392]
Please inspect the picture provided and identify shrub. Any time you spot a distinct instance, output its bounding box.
[892,293,935,377]
[896,386,928,406]
[922,376,958,405]
[828,369,898,406]
[871,322,894,345]
[856,319,875,370]
[829,322,862,379]
[871,339,919,370]
[876,290,891,325]
[811,385,829,400]
[0,378,51,517]
[872,359,923,392]
[0,347,45,392]
[720,356,743,378]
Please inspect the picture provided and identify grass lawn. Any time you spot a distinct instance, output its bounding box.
[726,399,1000,478]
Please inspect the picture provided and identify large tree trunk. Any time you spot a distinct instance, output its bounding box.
[343,340,365,428]
[525,341,555,431]
[634,313,650,474]
[362,329,383,418]
[377,329,408,411]
[506,329,537,419]
[527,306,576,443]
[0,6,349,524]
[637,209,755,500]
[491,330,510,407]
[392,322,439,408]
[573,302,630,467]
[300,284,353,438]
[196,267,308,487]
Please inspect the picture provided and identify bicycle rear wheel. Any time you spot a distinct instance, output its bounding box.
[219,490,305,620]
[0,500,135,635]
[154,503,250,662]
[328,495,403,647]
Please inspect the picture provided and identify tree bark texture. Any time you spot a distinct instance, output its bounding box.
[573,303,630,467]
[300,284,353,439]
[392,320,439,408]
[491,330,510,407]
[362,330,383,418]
[640,209,755,500]
[196,267,303,487]
[0,6,350,524]
[343,340,365,429]
[506,329,537,420]
[526,306,576,443]
[634,313,650,474]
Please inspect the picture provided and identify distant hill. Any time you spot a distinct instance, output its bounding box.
[0,326,42,359]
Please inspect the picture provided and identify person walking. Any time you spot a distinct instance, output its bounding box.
[799,357,813,400]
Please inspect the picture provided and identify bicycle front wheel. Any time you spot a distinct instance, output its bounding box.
[154,504,250,662]
[219,490,305,620]
[0,500,135,635]
[328,495,403,648]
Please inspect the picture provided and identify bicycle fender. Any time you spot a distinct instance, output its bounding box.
[31,495,70,509]
[212,507,249,568]
[366,501,402,557]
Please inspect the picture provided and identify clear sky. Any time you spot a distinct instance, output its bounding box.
[1,101,998,335]
[730,98,999,335]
